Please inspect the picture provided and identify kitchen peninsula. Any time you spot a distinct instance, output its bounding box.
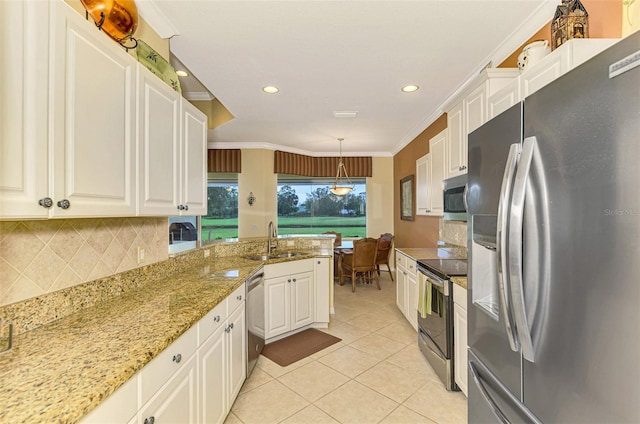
[0,236,333,423]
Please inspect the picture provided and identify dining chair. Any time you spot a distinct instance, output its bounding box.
[323,231,342,246]
[339,237,379,292]
[376,233,394,282]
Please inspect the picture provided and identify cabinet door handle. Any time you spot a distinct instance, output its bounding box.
[292,278,297,282]
[144,417,155,424]
[229,323,234,330]
[225,325,231,333]
[288,279,291,283]
[184,204,189,211]
[237,295,242,301]
[172,353,182,363]
[57,199,70,209]
[177,204,184,211]
[214,315,221,323]
[38,197,53,208]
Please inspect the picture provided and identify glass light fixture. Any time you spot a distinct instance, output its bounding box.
[176,70,189,77]
[330,138,354,196]
[262,86,279,94]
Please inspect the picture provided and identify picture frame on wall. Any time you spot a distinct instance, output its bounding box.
[400,175,414,221]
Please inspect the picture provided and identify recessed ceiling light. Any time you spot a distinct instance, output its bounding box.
[262,86,279,94]
[401,85,419,93]
[176,70,189,77]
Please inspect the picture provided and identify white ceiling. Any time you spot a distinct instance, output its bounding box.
[143,1,556,156]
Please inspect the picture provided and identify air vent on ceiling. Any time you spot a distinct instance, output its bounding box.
[333,111,358,118]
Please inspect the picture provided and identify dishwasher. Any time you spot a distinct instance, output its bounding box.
[245,269,265,377]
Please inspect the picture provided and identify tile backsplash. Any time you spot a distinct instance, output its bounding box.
[440,219,468,248]
[0,218,168,306]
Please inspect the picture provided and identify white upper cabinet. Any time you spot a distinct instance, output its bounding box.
[520,38,617,98]
[489,38,619,120]
[415,153,431,216]
[180,101,208,216]
[50,0,137,217]
[1,0,208,220]
[0,1,50,219]
[445,69,519,178]
[416,129,446,217]
[446,102,465,177]
[428,129,446,216]
[137,65,181,215]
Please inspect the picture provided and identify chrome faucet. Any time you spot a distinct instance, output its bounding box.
[267,220,278,254]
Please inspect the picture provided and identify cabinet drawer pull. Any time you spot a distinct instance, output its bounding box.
[214,315,220,323]
[144,417,155,424]
[172,353,182,363]
[38,197,53,208]
[236,295,242,301]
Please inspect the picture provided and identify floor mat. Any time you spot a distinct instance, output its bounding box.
[261,329,341,367]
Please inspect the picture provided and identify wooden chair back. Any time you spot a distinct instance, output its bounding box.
[323,231,342,246]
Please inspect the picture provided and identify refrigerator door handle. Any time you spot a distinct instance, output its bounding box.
[496,143,521,352]
[469,361,510,424]
[509,136,536,362]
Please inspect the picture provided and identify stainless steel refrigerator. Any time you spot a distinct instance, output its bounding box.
[467,32,640,424]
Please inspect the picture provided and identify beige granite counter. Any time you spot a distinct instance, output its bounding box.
[395,247,467,289]
[451,276,467,289]
[394,247,466,261]
[0,239,328,424]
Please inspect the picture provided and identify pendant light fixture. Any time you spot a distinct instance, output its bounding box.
[330,138,354,196]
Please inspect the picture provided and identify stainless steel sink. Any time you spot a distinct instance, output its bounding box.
[275,252,307,258]
[245,254,274,261]
[244,252,308,261]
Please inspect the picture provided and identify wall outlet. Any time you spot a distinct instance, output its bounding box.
[137,247,145,264]
[287,240,294,246]
[204,249,210,258]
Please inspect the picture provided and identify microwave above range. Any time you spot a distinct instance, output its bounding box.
[443,174,467,221]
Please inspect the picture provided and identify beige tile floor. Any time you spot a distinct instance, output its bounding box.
[227,273,468,424]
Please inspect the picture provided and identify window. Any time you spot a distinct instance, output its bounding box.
[202,174,238,241]
[277,175,366,237]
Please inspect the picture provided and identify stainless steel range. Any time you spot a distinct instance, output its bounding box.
[416,258,467,391]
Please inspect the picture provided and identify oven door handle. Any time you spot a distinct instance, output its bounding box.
[496,143,521,352]
[418,268,445,289]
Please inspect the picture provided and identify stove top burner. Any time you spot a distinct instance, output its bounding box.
[417,258,467,279]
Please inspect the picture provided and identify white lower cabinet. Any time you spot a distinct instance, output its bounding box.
[395,249,418,331]
[198,289,246,424]
[453,283,468,397]
[264,259,315,340]
[139,354,198,424]
[314,257,331,324]
[80,284,246,424]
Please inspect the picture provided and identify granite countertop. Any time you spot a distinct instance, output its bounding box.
[395,247,468,289]
[0,251,320,424]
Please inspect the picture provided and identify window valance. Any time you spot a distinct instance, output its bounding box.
[208,149,241,173]
[274,151,372,177]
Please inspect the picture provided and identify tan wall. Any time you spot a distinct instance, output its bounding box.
[500,0,623,68]
[366,156,394,238]
[238,149,278,238]
[393,115,447,249]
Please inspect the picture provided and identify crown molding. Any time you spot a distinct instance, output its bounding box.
[207,141,392,157]
[184,92,215,101]
[136,0,180,39]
